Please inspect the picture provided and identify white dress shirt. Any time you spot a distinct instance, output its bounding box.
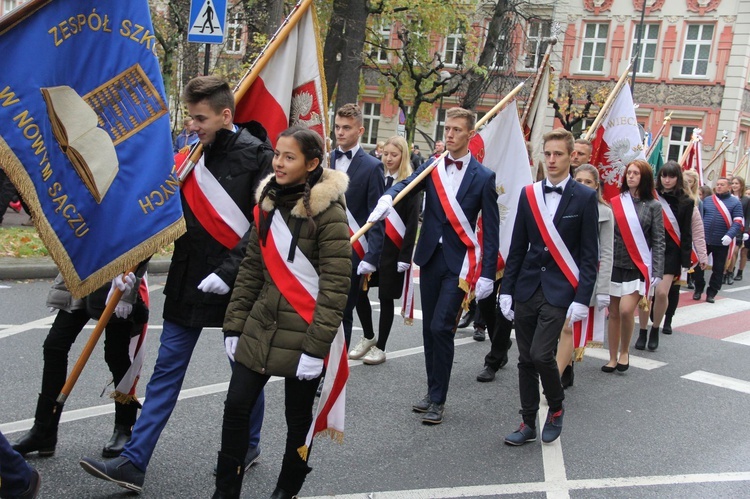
[544,175,570,219]
[334,144,360,174]
[445,151,471,196]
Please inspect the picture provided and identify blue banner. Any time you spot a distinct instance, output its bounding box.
[0,0,185,297]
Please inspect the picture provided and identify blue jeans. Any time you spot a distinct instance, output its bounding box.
[121,320,264,471]
[0,430,33,497]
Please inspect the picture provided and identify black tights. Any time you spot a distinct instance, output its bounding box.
[356,290,395,351]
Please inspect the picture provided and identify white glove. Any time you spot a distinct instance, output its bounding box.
[48,307,57,314]
[113,272,136,293]
[566,302,589,324]
[475,277,494,301]
[396,261,410,273]
[357,261,376,275]
[113,301,133,319]
[296,354,324,380]
[367,195,393,223]
[721,235,732,246]
[650,276,662,289]
[499,294,514,321]
[743,233,749,242]
[198,273,230,295]
[225,336,238,362]
[596,294,610,311]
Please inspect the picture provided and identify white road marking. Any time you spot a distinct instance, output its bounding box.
[538,392,569,499]
[682,370,750,395]
[670,298,750,328]
[723,285,750,293]
[303,472,750,498]
[722,330,750,346]
[0,316,55,339]
[583,347,667,370]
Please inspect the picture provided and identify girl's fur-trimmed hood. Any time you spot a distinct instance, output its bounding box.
[255,168,349,218]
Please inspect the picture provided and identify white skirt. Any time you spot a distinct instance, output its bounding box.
[610,279,645,297]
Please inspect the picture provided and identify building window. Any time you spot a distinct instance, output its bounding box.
[362,102,381,146]
[681,24,713,76]
[580,23,609,73]
[667,126,694,162]
[434,108,447,142]
[631,24,659,75]
[572,117,595,139]
[369,21,392,63]
[442,32,464,67]
[2,0,20,15]
[225,11,245,54]
[489,34,507,70]
[525,20,550,69]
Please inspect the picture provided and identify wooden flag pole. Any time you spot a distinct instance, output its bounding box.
[57,265,140,404]
[731,149,750,177]
[583,62,634,141]
[645,111,672,158]
[178,0,314,180]
[350,81,526,244]
[520,39,555,127]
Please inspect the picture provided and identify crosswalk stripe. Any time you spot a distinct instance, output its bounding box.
[583,348,667,370]
[723,285,750,293]
[670,298,750,328]
[722,330,750,346]
[682,370,750,395]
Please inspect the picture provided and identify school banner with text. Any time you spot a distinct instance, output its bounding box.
[0,0,185,298]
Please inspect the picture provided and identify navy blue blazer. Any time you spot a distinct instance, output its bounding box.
[387,156,499,281]
[333,146,385,267]
[501,178,599,308]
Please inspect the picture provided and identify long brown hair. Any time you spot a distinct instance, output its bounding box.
[620,159,654,201]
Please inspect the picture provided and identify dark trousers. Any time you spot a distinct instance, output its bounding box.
[693,245,729,297]
[419,246,466,405]
[221,363,316,495]
[0,430,33,497]
[42,309,137,426]
[477,279,512,370]
[514,287,566,426]
[356,291,396,351]
[342,269,361,348]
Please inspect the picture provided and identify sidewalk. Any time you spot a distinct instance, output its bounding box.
[0,207,171,279]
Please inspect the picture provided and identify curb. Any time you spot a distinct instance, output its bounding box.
[0,258,172,280]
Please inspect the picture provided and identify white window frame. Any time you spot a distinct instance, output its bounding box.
[370,22,392,64]
[667,125,693,162]
[681,24,714,77]
[580,23,609,73]
[525,20,550,70]
[442,32,464,67]
[362,102,381,146]
[434,108,447,142]
[631,24,659,75]
[489,33,507,70]
[225,11,245,55]
[2,0,20,15]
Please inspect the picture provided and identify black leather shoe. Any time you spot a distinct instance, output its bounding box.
[412,395,431,413]
[102,424,132,458]
[421,403,444,425]
[18,466,41,499]
[726,272,734,285]
[213,445,261,476]
[706,295,715,303]
[12,425,57,457]
[601,364,616,373]
[735,270,743,281]
[270,486,296,499]
[79,456,145,493]
[472,326,486,341]
[561,364,574,389]
[456,310,472,329]
[693,291,702,300]
[476,366,496,382]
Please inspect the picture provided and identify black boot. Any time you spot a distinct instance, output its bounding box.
[662,316,673,335]
[270,487,296,499]
[561,363,574,389]
[647,326,659,351]
[12,394,62,457]
[102,424,132,458]
[634,329,648,350]
[726,272,734,285]
[212,452,245,499]
[735,269,743,281]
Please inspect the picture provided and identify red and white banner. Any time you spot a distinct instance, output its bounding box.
[253,206,348,458]
[469,102,533,274]
[611,192,652,296]
[572,305,606,360]
[525,182,580,290]
[385,210,405,249]
[590,83,646,201]
[114,274,150,401]
[234,2,326,147]
[431,158,481,291]
[181,155,250,249]
[682,134,704,186]
[347,208,368,261]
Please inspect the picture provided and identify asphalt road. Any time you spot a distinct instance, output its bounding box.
[2,274,750,498]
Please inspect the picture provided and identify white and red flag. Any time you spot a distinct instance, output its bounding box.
[590,83,646,201]
[113,275,150,403]
[522,60,550,150]
[682,131,704,186]
[233,1,326,147]
[469,102,533,275]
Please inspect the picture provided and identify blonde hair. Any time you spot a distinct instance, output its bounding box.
[683,169,700,205]
[383,136,413,181]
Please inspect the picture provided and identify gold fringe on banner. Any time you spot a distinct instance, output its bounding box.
[110,391,141,406]
[296,428,344,461]
[0,136,186,299]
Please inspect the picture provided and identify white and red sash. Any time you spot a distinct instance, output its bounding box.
[113,275,150,403]
[611,192,652,296]
[181,155,250,249]
[385,210,406,249]
[431,159,481,292]
[346,208,368,261]
[656,191,699,271]
[572,305,606,360]
[525,182,580,290]
[385,210,415,324]
[712,194,743,267]
[253,206,349,457]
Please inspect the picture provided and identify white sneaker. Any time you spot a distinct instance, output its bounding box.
[349,337,377,359]
[362,346,386,365]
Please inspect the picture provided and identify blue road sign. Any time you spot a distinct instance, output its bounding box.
[188,0,228,44]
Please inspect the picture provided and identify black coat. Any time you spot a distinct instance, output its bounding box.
[163,126,273,328]
[659,189,694,275]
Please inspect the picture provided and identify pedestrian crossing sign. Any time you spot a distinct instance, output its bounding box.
[188,0,228,44]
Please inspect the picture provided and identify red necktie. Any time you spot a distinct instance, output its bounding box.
[445,157,463,170]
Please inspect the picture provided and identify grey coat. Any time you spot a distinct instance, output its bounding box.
[612,196,665,279]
